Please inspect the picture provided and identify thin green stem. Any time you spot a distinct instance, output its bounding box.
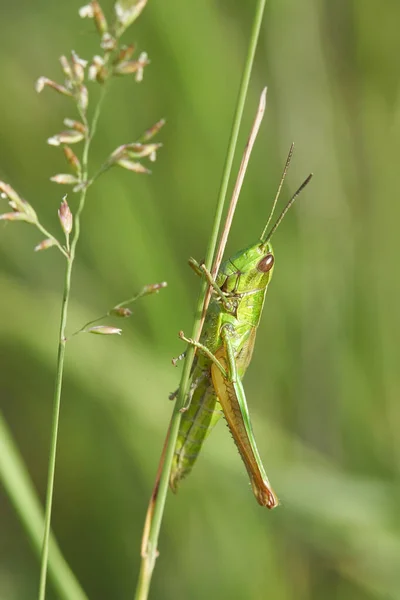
[134,1,267,598]
[38,85,107,600]
[114,288,149,309]
[70,312,107,337]
[85,161,111,187]
[70,281,162,337]
[35,221,69,258]
[38,258,72,600]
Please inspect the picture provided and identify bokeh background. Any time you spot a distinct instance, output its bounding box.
[1,1,400,599]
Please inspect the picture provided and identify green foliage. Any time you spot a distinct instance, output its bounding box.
[0,1,399,599]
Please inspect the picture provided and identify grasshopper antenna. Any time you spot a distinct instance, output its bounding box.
[262,173,313,245]
[260,143,295,242]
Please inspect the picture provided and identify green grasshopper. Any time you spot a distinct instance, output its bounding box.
[170,160,312,508]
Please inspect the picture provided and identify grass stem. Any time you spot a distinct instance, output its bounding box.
[134,1,267,598]
[38,86,107,600]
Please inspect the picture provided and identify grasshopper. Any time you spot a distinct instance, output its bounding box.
[170,155,312,508]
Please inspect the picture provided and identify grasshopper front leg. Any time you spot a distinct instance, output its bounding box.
[211,325,279,509]
[189,258,236,313]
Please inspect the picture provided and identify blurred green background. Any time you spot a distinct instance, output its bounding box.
[1,0,400,599]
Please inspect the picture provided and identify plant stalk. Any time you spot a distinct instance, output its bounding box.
[134,1,267,598]
[38,86,106,600]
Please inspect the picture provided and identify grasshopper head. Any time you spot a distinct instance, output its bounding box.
[219,240,275,295]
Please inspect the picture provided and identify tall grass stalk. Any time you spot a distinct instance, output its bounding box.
[38,89,106,600]
[135,1,267,598]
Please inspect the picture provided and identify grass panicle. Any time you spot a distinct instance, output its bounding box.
[0,2,165,598]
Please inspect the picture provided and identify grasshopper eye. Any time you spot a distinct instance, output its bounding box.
[257,254,274,273]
